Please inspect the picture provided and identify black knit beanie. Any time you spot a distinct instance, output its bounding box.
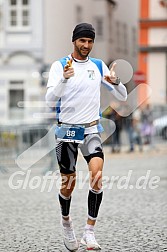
[72,23,95,42]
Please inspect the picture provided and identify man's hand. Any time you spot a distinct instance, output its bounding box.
[104,62,118,84]
[63,59,74,79]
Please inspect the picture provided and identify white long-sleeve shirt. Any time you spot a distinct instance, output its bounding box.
[45,55,127,133]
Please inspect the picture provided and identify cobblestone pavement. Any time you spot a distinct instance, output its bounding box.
[0,143,167,252]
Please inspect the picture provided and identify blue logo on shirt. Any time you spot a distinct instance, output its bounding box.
[87,70,95,80]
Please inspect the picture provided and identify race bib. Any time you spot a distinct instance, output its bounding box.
[56,125,85,143]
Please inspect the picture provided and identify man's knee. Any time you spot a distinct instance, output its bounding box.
[90,170,103,189]
[61,173,76,197]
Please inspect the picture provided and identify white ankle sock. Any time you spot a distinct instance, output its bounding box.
[85,224,94,231]
[62,217,71,226]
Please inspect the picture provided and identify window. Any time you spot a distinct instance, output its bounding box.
[132,27,137,56]
[10,10,17,26]
[94,17,103,39]
[11,0,17,5]
[8,0,30,29]
[116,21,121,52]
[10,80,23,85]
[22,10,29,26]
[76,5,83,23]
[9,80,24,119]
[123,23,128,54]
[9,89,24,119]
[22,0,28,5]
[9,89,24,108]
[0,2,2,31]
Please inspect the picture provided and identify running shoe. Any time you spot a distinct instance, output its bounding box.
[80,229,101,250]
[62,220,78,251]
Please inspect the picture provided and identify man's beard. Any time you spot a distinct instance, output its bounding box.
[75,45,90,59]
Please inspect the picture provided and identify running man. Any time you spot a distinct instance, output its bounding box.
[45,23,127,251]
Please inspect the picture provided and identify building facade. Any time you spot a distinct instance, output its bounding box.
[138,0,167,106]
[0,0,43,123]
[0,0,139,124]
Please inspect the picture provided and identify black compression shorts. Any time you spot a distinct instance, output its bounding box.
[55,133,104,174]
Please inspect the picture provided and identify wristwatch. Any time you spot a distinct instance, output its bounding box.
[112,77,121,85]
